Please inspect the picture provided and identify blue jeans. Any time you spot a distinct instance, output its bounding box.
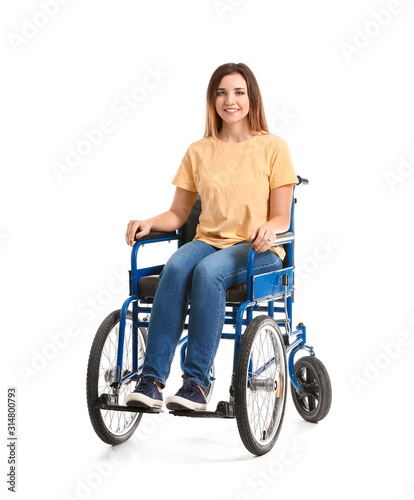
[142,240,282,392]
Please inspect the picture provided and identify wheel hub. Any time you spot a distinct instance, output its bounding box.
[249,377,276,392]
[298,380,319,401]
[104,367,118,385]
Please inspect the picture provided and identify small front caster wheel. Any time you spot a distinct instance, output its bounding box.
[291,356,332,423]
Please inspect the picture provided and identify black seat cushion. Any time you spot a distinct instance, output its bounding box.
[138,275,247,303]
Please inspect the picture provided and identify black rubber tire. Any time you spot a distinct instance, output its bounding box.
[86,309,146,445]
[290,356,332,422]
[235,315,288,456]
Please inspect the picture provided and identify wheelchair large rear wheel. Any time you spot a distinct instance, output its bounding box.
[290,356,332,422]
[86,309,147,445]
[235,315,287,456]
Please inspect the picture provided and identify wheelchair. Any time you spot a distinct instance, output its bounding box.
[86,176,332,456]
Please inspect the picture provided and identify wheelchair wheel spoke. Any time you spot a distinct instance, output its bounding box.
[297,367,319,412]
[108,332,117,359]
[297,368,307,385]
[102,348,112,365]
[310,390,319,401]
[259,395,272,438]
[307,394,316,411]
[306,367,314,385]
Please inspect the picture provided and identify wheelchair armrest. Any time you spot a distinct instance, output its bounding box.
[245,231,294,301]
[130,230,180,294]
[134,230,178,242]
[273,231,294,245]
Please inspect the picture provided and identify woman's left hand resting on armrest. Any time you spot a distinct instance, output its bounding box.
[249,184,294,253]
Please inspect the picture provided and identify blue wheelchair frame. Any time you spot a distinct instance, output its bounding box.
[114,177,312,399]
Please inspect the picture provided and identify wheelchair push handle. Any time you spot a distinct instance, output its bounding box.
[297,176,309,186]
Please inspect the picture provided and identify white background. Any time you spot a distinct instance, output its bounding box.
[1,1,414,499]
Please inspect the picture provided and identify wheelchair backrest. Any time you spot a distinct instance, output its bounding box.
[179,196,202,245]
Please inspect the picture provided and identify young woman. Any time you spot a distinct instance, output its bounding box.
[125,62,298,411]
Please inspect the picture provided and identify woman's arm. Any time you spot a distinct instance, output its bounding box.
[249,184,294,253]
[125,187,198,246]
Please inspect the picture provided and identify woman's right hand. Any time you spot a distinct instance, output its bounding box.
[125,219,153,247]
[125,187,198,247]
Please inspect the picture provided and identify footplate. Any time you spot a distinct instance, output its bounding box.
[95,394,163,414]
[170,400,235,419]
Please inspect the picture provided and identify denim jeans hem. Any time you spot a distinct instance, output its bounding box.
[183,375,208,393]
[142,371,165,390]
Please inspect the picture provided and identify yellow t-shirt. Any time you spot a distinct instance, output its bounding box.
[172,131,298,260]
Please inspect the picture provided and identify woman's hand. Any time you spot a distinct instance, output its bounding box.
[125,219,153,247]
[249,224,276,253]
[125,188,198,247]
[249,184,294,252]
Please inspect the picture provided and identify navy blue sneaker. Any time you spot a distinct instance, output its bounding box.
[166,377,207,411]
[125,375,163,409]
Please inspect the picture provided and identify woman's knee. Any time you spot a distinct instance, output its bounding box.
[161,241,211,282]
[162,253,190,282]
[192,257,222,287]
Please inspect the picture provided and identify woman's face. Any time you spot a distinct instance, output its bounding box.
[215,73,250,126]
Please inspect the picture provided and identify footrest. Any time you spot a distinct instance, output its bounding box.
[95,394,162,413]
[169,400,235,419]
[99,403,163,413]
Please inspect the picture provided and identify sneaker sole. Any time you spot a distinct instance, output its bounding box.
[165,395,207,411]
[125,393,163,409]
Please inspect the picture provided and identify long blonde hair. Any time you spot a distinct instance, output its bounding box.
[204,62,269,138]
